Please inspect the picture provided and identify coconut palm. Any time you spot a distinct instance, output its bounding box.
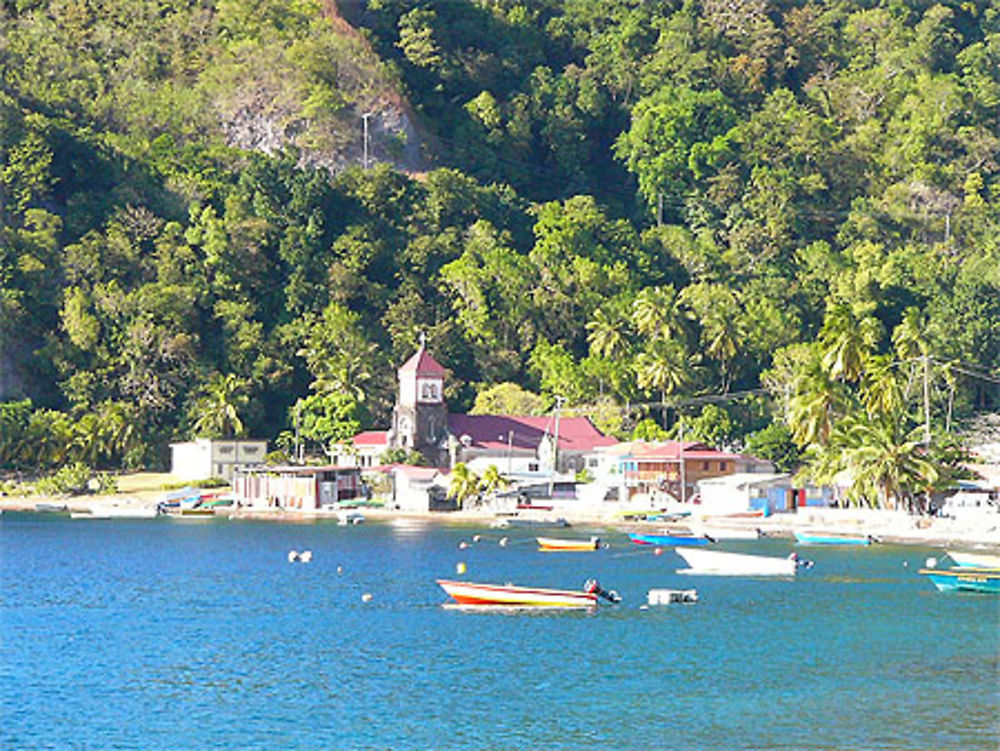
[586,306,628,359]
[836,412,939,512]
[191,373,249,438]
[819,303,882,382]
[448,462,480,510]
[478,464,508,499]
[860,354,905,419]
[631,285,687,343]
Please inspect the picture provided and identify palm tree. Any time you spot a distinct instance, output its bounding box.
[586,307,628,359]
[819,303,882,382]
[478,464,508,499]
[836,412,939,511]
[448,463,480,510]
[698,307,744,393]
[860,354,905,419]
[787,359,848,448]
[631,285,687,343]
[192,373,249,438]
[635,339,693,426]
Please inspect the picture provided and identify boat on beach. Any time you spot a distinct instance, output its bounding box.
[946,550,1000,568]
[690,525,762,540]
[794,531,873,546]
[918,567,1000,594]
[628,531,710,547]
[675,547,798,576]
[536,535,600,551]
[437,578,618,608]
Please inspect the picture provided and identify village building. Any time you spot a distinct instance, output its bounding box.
[696,473,834,516]
[333,345,617,478]
[604,440,774,508]
[169,438,267,482]
[232,464,363,512]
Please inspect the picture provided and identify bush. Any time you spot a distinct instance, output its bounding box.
[35,463,93,496]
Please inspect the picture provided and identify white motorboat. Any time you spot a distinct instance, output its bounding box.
[946,550,1000,568]
[675,547,798,576]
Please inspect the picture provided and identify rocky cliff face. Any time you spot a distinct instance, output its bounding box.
[217,0,428,175]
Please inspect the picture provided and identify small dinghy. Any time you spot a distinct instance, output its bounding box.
[437,578,619,608]
[536,536,600,552]
[675,547,799,576]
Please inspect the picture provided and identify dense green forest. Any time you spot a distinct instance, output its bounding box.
[2,0,999,504]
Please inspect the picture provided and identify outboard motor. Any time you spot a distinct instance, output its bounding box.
[584,578,622,603]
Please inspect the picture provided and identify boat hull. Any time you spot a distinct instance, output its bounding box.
[946,551,1000,568]
[436,580,598,608]
[675,548,796,576]
[536,536,599,551]
[794,531,870,546]
[919,568,1000,594]
[628,532,709,547]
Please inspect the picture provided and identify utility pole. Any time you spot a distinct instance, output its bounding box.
[507,429,514,476]
[923,354,931,445]
[549,396,564,496]
[678,414,686,505]
[361,112,374,169]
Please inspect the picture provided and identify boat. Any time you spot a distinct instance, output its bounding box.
[436,578,618,608]
[536,536,600,552]
[690,525,762,540]
[337,510,366,525]
[794,531,873,546]
[647,588,699,605]
[72,504,160,519]
[675,547,798,576]
[489,517,570,529]
[918,567,1000,594]
[627,532,710,547]
[946,550,1000,568]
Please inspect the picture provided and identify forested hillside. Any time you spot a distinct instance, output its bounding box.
[2,0,999,501]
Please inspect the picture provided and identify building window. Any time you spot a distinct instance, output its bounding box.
[703,461,709,470]
[588,458,598,468]
[528,462,539,472]
[720,461,727,471]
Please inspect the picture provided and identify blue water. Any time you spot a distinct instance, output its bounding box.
[2,514,998,750]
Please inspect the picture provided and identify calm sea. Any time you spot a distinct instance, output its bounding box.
[2,513,998,750]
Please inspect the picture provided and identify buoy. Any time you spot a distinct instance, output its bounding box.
[902,560,908,568]
[459,541,468,550]
[299,550,312,563]
[336,565,344,574]
[362,593,373,602]
[456,562,467,574]
[654,547,663,556]
[925,556,938,569]
[472,534,481,543]
[499,537,509,547]
[288,550,299,563]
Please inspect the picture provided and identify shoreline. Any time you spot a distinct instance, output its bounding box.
[3,492,999,550]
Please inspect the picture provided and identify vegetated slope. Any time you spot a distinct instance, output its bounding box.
[1,0,425,176]
[1,0,999,484]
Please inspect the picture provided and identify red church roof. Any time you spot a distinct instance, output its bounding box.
[352,430,389,447]
[446,414,617,453]
[398,348,448,376]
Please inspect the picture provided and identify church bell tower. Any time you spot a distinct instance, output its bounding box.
[391,341,448,466]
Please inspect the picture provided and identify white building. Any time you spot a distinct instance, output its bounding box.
[169,438,267,482]
[696,473,833,516]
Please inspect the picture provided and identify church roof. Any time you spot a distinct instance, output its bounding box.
[446,414,617,453]
[352,430,389,446]
[398,347,448,376]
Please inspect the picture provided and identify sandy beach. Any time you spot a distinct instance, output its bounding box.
[4,486,999,551]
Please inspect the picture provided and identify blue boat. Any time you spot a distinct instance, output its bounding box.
[794,531,873,546]
[918,568,1000,594]
[627,532,710,547]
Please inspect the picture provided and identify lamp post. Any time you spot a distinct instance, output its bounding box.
[361,112,374,169]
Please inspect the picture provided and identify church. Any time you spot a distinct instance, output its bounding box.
[340,345,618,477]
